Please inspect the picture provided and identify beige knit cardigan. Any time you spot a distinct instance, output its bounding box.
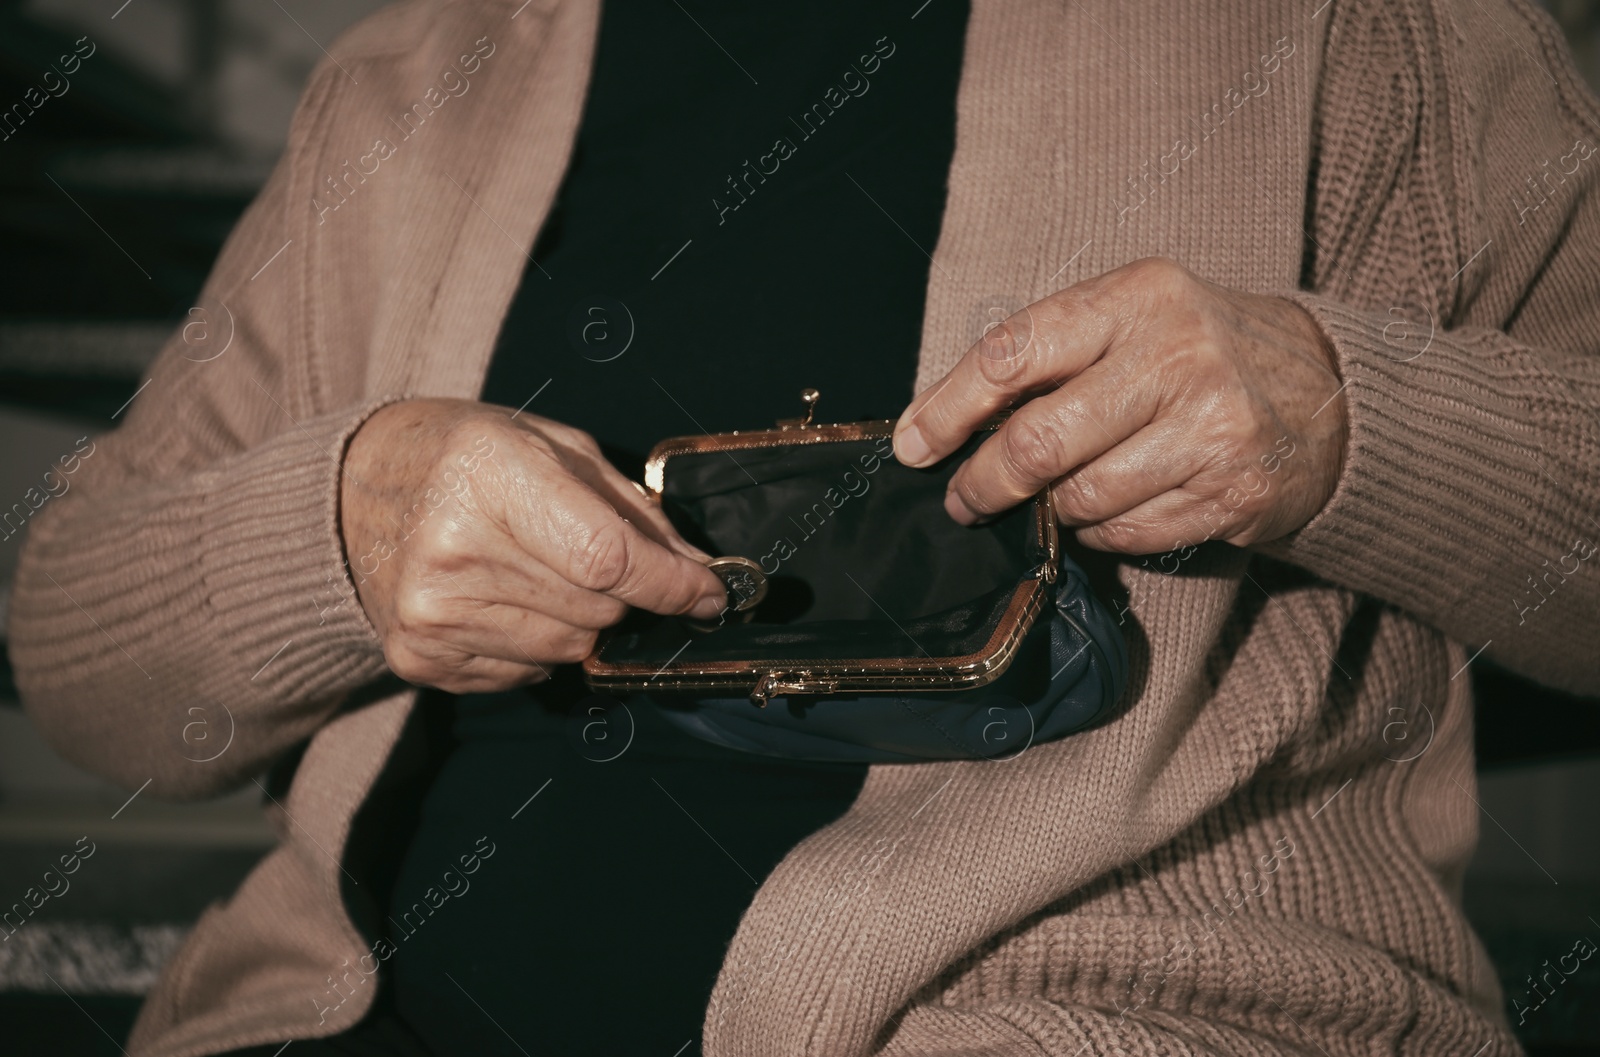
[10,0,1600,1054]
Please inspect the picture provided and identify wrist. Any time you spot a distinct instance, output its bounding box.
[338,398,430,599]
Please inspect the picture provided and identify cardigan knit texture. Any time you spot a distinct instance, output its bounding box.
[9,1,1600,1055]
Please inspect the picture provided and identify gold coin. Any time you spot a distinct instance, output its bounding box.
[706,555,768,613]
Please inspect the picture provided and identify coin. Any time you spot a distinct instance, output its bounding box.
[706,555,768,613]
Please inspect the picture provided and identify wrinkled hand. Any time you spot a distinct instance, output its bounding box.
[893,257,1348,553]
[340,398,725,693]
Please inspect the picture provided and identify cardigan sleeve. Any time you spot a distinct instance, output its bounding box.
[6,75,402,800]
[1255,0,1600,696]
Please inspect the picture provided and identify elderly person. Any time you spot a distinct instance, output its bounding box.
[10,0,1599,1054]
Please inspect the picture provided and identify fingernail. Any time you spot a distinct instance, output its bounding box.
[689,593,726,620]
[944,489,978,526]
[895,425,933,467]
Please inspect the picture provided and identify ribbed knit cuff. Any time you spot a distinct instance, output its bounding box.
[199,395,408,705]
[1253,291,1550,625]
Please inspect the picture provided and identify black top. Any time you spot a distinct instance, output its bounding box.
[480,0,965,474]
[384,3,969,1054]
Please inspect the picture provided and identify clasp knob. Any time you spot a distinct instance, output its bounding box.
[777,388,821,429]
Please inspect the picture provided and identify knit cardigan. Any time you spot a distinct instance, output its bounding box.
[10,0,1600,1054]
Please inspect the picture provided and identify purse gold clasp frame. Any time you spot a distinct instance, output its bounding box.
[588,389,1059,706]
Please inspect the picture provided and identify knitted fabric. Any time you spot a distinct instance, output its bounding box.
[8,1,1598,1054]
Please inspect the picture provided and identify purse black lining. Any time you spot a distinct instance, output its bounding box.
[596,432,1045,667]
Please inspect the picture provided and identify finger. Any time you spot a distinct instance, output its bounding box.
[361,499,631,629]
[504,464,725,618]
[1072,488,1210,555]
[564,449,713,562]
[396,572,615,670]
[427,600,604,668]
[1047,421,1206,527]
[892,277,1127,469]
[385,638,549,694]
[944,357,1160,524]
[532,424,711,561]
[422,562,629,631]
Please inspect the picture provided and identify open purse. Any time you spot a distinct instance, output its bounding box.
[583,391,1128,762]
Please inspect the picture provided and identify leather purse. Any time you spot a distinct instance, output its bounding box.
[582,391,1128,762]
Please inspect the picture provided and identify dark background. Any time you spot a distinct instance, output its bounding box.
[0,0,1596,1052]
